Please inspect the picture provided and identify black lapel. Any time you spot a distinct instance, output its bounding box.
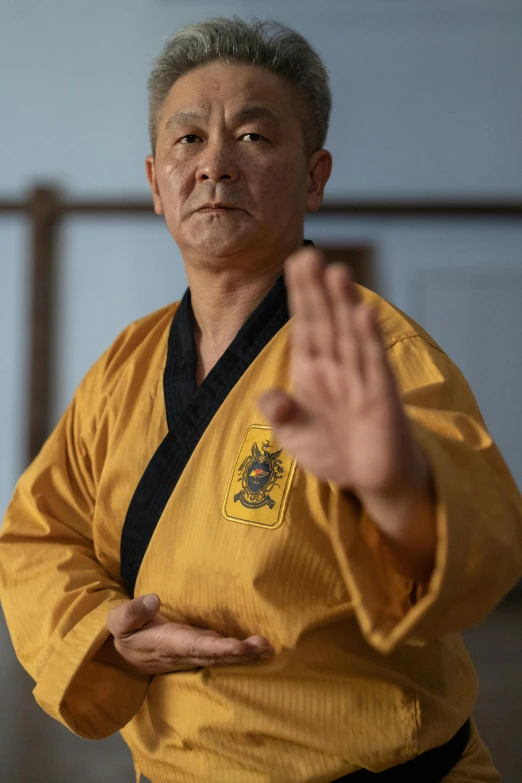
[120,241,314,595]
[120,273,287,594]
[163,286,197,430]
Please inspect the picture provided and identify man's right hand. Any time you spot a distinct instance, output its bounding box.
[94,594,275,676]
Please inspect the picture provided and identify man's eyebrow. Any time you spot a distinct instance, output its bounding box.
[164,106,279,132]
[165,110,205,131]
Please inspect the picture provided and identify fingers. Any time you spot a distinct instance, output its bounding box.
[168,627,273,658]
[285,249,392,398]
[285,248,335,358]
[324,262,362,371]
[107,594,160,638]
[163,626,274,668]
[285,248,361,366]
[356,303,396,397]
[257,388,303,427]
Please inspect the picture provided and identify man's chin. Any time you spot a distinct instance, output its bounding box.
[183,232,260,261]
[193,244,250,261]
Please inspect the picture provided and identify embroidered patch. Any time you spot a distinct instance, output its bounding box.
[222,424,296,529]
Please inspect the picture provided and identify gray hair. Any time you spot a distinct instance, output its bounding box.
[148,16,331,159]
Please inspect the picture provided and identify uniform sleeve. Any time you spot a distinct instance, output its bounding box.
[0,361,150,739]
[325,335,522,655]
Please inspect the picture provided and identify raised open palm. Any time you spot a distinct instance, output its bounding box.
[258,248,421,499]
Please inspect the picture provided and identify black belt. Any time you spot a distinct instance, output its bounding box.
[334,719,471,782]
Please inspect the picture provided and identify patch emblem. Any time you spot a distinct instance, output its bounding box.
[223,424,295,529]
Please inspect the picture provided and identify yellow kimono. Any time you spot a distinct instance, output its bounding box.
[1,274,521,783]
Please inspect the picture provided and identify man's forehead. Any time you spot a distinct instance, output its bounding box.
[165,104,282,131]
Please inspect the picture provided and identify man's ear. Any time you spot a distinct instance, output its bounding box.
[306,149,333,213]
[145,155,164,216]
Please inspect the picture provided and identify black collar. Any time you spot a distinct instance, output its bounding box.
[163,272,288,430]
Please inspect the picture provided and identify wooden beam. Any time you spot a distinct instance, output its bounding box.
[3,196,522,218]
[315,200,522,217]
[56,198,522,218]
[26,186,61,464]
[0,200,25,213]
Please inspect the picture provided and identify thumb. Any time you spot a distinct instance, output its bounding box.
[258,389,301,427]
[107,593,161,638]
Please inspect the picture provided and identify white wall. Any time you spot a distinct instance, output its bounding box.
[1,2,522,780]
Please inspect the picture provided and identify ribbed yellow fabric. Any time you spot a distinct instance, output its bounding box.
[1,286,520,782]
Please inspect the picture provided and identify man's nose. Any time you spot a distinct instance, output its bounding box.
[196,141,240,183]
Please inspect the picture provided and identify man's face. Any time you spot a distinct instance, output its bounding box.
[146,61,330,262]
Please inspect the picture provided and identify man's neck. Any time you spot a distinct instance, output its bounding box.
[192,266,279,338]
[183,238,306,383]
[188,265,282,385]
[186,243,296,342]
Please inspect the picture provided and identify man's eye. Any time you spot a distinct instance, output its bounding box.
[180,135,202,144]
[240,133,264,142]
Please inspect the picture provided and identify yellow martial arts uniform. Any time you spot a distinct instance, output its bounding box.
[1,274,521,782]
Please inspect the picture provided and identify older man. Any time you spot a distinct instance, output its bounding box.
[1,16,521,783]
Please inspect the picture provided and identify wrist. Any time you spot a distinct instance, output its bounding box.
[93,635,134,673]
[354,445,437,583]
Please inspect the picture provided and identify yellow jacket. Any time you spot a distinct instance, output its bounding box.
[1,278,521,782]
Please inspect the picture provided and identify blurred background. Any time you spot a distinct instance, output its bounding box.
[1,0,521,780]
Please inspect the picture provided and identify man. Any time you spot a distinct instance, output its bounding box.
[1,16,521,783]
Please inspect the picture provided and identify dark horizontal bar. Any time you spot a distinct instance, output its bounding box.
[0,201,25,213]
[316,201,522,217]
[2,198,522,218]
[68,201,156,214]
